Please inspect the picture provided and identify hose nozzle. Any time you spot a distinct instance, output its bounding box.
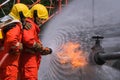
[41,47,52,55]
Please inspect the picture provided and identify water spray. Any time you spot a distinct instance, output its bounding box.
[91,36,120,65]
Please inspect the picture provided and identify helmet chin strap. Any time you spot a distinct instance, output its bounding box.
[19,11,25,26]
[33,10,38,24]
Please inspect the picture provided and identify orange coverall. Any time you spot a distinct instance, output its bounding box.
[0,39,4,78]
[0,39,4,61]
[19,18,41,80]
[0,23,22,80]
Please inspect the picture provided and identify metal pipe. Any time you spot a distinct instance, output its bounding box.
[90,35,120,65]
[99,52,120,60]
[16,0,20,3]
[28,0,41,8]
[0,0,10,7]
[94,52,120,65]
[58,0,62,12]
[65,0,68,6]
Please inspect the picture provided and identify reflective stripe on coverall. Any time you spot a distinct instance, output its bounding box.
[0,23,22,80]
[19,18,41,80]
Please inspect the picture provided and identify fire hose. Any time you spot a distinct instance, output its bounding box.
[0,53,9,67]
[0,48,52,67]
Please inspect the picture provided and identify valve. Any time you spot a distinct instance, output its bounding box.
[90,35,120,65]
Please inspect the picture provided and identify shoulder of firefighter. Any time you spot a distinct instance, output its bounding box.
[0,15,22,38]
[22,18,32,30]
[0,15,21,28]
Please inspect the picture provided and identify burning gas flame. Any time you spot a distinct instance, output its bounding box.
[57,42,88,68]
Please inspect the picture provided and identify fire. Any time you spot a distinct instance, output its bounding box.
[57,42,88,68]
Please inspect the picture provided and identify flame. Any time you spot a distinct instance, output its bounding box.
[57,42,88,68]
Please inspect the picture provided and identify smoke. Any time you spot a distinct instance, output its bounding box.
[38,0,120,80]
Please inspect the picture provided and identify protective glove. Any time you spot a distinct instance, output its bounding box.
[9,43,23,55]
[23,21,32,30]
[33,42,43,52]
[41,47,52,55]
[9,49,19,55]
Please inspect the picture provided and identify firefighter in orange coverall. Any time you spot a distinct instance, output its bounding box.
[0,3,30,80]
[19,4,52,80]
[0,29,4,61]
[0,29,4,78]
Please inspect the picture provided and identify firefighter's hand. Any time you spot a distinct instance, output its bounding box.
[9,43,23,55]
[23,22,32,30]
[41,47,52,55]
[33,43,43,52]
[9,49,20,55]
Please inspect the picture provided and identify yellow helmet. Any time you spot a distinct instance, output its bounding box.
[9,3,30,20]
[0,29,3,39]
[30,4,48,19]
